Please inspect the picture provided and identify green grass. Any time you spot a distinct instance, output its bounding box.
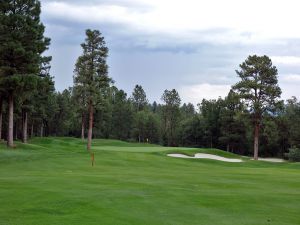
[0,137,299,225]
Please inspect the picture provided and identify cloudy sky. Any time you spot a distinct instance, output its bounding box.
[41,0,300,105]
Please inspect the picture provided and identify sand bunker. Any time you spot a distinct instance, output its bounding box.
[167,153,243,162]
[256,158,285,163]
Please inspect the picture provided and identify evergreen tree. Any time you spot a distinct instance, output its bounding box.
[0,94,3,140]
[132,110,147,142]
[260,116,280,156]
[151,101,158,113]
[218,90,246,153]
[181,103,195,118]
[179,115,205,147]
[54,89,74,136]
[161,89,181,146]
[144,112,160,144]
[111,88,133,140]
[31,75,56,137]
[285,97,300,148]
[0,0,51,147]
[72,85,87,140]
[73,29,110,150]
[93,84,113,138]
[199,98,223,148]
[233,55,281,160]
[131,85,148,112]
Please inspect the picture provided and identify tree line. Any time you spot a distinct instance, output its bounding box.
[1,1,300,161]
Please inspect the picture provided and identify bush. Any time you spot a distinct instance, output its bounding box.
[286,147,300,162]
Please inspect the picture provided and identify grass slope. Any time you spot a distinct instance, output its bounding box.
[0,137,299,225]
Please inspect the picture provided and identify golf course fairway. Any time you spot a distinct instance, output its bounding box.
[0,137,299,225]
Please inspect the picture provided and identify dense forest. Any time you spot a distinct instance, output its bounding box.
[1,1,300,160]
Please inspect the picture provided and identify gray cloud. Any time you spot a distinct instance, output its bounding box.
[40,0,300,104]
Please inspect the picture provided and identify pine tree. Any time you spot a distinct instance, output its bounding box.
[161,89,181,146]
[233,55,281,160]
[111,88,133,140]
[131,85,148,112]
[73,29,110,150]
[0,94,3,140]
[218,90,246,153]
[199,98,223,148]
[31,74,56,137]
[0,0,51,146]
[72,85,87,140]
[285,97,300,148]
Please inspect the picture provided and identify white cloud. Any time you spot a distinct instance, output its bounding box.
[41,0,300,100]
[280,74,300,83]
[43,0,300,45]
[280,83,300,100]
[179,79,300,105]
[279,74,300,99]
[272,56,300,66]
[179,83,231,105]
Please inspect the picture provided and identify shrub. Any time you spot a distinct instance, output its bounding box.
[286,147,300,162]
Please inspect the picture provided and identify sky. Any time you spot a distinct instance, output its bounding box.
[41,0,300,105]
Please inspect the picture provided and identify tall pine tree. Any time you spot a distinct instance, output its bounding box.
[233,55,281,160]
[73,29,110,150]
[0,0,51,146]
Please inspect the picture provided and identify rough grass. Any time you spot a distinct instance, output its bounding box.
[0,137,299,225]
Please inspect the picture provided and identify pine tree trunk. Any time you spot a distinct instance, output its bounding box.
[0,99,2,140]
[7,94,14,147]
[15,121,18,140]
[40,123,43,137]
[253,122,260,160]
[22,111,28,143]
[81,112,85,140]
[226,144,229,152]
[31,124,34,137]
[87,102,93,151]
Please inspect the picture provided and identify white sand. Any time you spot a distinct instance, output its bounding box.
[167,153,243,162]
[256,158,285,163]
